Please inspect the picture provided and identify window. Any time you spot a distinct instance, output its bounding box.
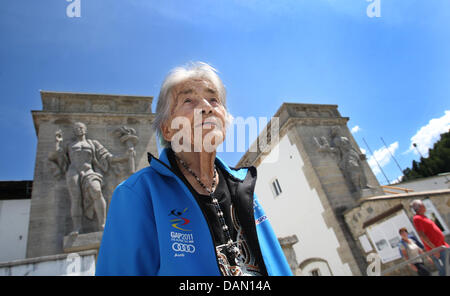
[310,269,321,276]
[271,178,282,198]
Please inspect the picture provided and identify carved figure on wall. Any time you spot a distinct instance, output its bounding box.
[48,122,137,235]
[314,127,370,193]
[113,126,139,173]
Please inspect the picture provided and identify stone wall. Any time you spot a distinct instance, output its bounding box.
[238,103,383,275]
[27,91,158,258]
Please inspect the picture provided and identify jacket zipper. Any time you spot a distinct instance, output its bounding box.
[148,153,224,275]
[245,168,269,276]
[149,152,268,275]
[232,165,269,275]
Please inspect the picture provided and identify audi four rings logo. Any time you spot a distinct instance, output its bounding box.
[172,243,196,253]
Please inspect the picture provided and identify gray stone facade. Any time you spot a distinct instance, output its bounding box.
[238,103,384,275]
[27,91,158,258]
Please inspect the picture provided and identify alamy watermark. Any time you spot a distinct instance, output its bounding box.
[366,0,381,18]
[366,252,381,276]
[66,1,380,19]
[166,111,280,162]
[65,253,82,276]
[66,0,81,18]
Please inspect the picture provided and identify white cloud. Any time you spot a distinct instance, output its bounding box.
[351,125,361,134]
[390,175,403,185]
[367,141,399,176]
[406,111,450,157]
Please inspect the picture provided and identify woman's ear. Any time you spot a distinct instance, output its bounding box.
[161,122,171,143]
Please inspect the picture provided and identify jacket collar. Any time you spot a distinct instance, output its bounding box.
[147,148,251,182]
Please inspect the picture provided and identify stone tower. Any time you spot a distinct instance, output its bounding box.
[27,91,158,258]
[237,103,384,274]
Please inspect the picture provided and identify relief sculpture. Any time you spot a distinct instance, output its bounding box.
[314,127,372,194]
[48,122,138,235]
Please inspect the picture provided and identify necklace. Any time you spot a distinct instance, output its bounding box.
[173,153,242,263]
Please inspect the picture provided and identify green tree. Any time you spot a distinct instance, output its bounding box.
[402,130,450,181]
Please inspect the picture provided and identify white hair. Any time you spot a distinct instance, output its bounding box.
[410,199,423,213]
[152,61,232,148]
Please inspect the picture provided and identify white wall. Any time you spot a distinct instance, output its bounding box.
[0,199,30,263]
[255,134,353,275]
[0,251,96,276]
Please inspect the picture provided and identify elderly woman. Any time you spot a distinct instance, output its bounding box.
[96,62,291,276]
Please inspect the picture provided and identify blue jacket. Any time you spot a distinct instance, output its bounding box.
[96,148,292,276]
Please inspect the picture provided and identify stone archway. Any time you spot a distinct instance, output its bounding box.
[298,257,333,276]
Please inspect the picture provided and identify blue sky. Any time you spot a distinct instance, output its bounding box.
[0,0,449,185]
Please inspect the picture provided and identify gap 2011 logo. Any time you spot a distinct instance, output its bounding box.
[169,208,191,231]
[169,208,195,257]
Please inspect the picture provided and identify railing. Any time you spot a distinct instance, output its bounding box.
[380,246,449,276]
[381,185,414,194]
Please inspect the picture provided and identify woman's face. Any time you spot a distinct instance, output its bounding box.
[400,230,408,240]
[162,78,227,152]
